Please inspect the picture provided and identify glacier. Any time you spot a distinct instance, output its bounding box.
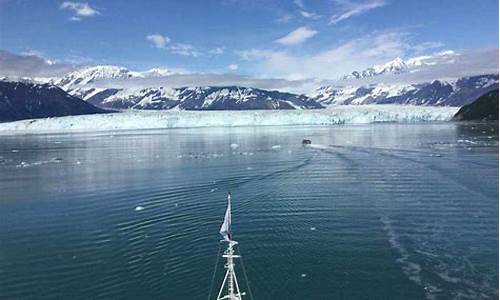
[0,105,459,133]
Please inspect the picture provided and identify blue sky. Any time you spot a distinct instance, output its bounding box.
[0,0,498,80]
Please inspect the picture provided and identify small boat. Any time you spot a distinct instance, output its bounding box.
[214,192,247,300]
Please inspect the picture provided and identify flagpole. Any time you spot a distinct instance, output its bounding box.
[216,192,244,300]
[227,193,235,299]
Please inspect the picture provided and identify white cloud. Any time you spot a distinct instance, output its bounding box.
[236,49,277,61]
[227,64,239,71]
[146,34,170,49]
[329,0,385,25]
[293,0,305,9]
[412,41,445,54]
[275,26,318,46]
[60,2,99,19]
[292,0,321,20]
[300,10,321,19]
[238,28,499,88]
[0,50,76,78]
[146,34,198,57]
[275,14,293,24]
[169,43,198,57]
[210,47,225,55]
[241,31,410,80]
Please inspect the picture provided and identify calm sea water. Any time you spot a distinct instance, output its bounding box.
[0,123,497,300]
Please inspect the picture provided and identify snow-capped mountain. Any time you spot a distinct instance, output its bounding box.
[56,65,141,90]
[50,61,498,110]
[55,65,177,90]
[81,86,323,110]
[345,57,408,79]
[312,74,499,106]
[343,51,457,80]
[141,68,176,77]
[51,65,324,110]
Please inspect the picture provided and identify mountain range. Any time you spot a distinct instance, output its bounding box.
[0,54,498,122]
[52,63,498,110]
[312,74,499,106]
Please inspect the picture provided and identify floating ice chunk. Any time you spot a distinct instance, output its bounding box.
[310,227,316,231]
[301,273,307,278]
[11,149,19,153]
[16,161,28,168]
[309,144,327,149]
[271,145,281,149]
[230,143,239,149]
[135,206,144,211]
[210,188,218,193]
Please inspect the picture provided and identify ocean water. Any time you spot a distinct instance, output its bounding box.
[0,122,497,300]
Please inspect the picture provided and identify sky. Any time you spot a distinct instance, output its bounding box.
[0,0,498,91]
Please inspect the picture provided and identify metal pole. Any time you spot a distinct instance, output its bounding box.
[227,193,234,299]
[216,270,229,300]
[228,242,234,299]
[216,192,244,300]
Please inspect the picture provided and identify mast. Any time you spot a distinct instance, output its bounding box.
[216,193,245,300]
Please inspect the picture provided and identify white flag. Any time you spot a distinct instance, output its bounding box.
[219,198,232,241]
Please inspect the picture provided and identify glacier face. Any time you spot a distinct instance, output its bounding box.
[0,105,459,133]
[313,74,499,106]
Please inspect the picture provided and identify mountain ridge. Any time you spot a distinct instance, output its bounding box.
[313,74,499,106]
[0,80,108,122]
[453,89,499,121]
[81,85,324,110]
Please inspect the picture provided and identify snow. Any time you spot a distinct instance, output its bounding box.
[344,51,458,80]
[311,86,360,105]
[312,83,417,105]
[56,65,142,90]
[0,105,459,133]
[56,65,178,90]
